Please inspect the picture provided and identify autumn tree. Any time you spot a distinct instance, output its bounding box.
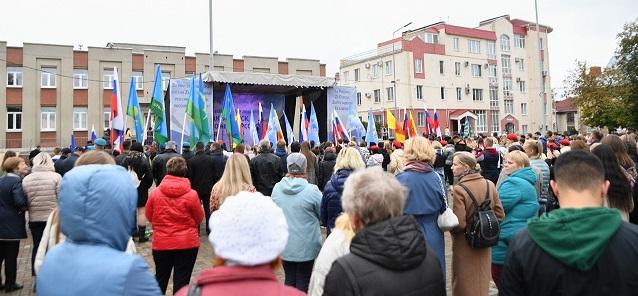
[615,18,638,129]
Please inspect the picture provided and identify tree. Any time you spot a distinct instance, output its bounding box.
[615,18,638,129]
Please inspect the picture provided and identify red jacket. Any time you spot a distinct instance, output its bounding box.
[146,175,204,250]
[174,265,305,296]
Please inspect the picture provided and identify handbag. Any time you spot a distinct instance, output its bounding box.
[435,173,459,231]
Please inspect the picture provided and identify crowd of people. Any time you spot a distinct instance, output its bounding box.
[0,129,637,295]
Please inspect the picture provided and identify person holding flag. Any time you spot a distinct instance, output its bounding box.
[127,77,144,143]
[150,65,168,146]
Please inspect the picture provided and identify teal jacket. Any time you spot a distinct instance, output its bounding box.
[493,166,539,264]
[272,177,322,262]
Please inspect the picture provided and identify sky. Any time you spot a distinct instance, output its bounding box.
[1,0,636,100]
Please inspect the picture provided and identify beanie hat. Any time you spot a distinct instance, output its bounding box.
[287,153,307,173]
[507,133,518,142]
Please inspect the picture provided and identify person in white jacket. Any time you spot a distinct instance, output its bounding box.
[307,214,355,296]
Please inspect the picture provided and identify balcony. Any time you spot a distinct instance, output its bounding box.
[340,46,402,68]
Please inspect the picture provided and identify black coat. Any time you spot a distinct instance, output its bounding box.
[249,150,283,196]
[0,174,28,239]
[379,148,391,171]
[323,215,444,296]
[501,224,638,296]
[182,150,195,161]
[188,151,226,198]
[56,153,80,176]
[480,148,502,184]
[151,150,182,185]
[316,152,337,191]
[118,152,153,206]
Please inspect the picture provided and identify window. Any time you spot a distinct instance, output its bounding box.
[471,64,482,77]
[417,112,425,126]
[489,86,499,108]
[73,107,88,130]
[41,67,56,88]
[440,87,446,100]
[41,107,56,131]
[500,34,511,52]
[501,55,511,75]
[343,71,349,82]
[522,124,528,134]
[517,58,525,71]
[7,107,22,131]
[415,58,423,73]
[374,115,383,125]
[356,92,361,106]
[491,111,500,132]
[423,33,439,44]
[487,41,496,59]
[373,89,381,103]
[468,40,481,54]
[473,89,484,101]
[439,61,444,75]
[475,110,486,132]
[104,107,111,129]
[73,69,88,89]
[503,78,513,97]
[455,62,461,76]
[453,37,460,51]
[487,64,497,84]
[539,38,544,50]
[7,67,23,87]
[372,64,380,78]
[386,87,394,101]
[566,112,575,124]
[132,71,144,90]
[519,80,526,93]
[456,87,462,101]
[504,100,514,114]
[103,68,115,89]
[254,67,271,74]
[514,34,525,48]
[385,61,393,75]
[354,68,360,81]
[161,71,171,90]
[521,103,528,115]
[416,85,423,100]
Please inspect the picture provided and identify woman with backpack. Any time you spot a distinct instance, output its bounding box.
[451,152,504,296]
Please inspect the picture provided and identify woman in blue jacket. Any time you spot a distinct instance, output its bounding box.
[396,137,447,277]
[492,150,538,288]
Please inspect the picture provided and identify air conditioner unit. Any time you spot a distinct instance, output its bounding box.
[364,63,371,69]
[516,77,521,82]
[365,93,372,98]
[514,58,521,63]
[484,63,489,69]
[464,61,469,67]
[542,70,548,76]
[465,84,471,94]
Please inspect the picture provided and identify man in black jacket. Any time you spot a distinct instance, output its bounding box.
[501,150,638,295]
[250,140,283,196]
[151,141,182,186]
[56,147,84,176]
[188,142,226,234]
[316,147,337,191]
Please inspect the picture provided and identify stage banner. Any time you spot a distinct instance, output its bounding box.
[327,86,357,143]
[169,78,213,149]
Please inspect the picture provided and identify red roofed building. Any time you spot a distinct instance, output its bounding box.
[555,97,586,134]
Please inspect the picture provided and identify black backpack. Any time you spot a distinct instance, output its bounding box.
[458,180,500,248]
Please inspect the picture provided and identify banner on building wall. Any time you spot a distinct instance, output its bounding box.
[327,86,358,142]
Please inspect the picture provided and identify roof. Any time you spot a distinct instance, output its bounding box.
[555,97,577,112]
[444,24,497,40]
[510,19,553,33]
[202,71,335,88]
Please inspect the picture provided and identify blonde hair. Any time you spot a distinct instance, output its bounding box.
[453,151,481,172]
[506,150,531,168]
[524,140,543,159]
[75,151,115,166]
[432,141,443,150]
[32,152,55,171]
[403,136,435,164]
[2,157,25,173]
[334,213,355,240]
[334,147,365,172]
[212,154,253,205]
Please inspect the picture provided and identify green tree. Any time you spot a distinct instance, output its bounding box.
[615,18,638,129]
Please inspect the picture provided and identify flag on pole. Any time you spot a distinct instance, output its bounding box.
[70,133,76,151]
[386,108,405,142]
[403,108,410,139]
[300,104,308,142]
[110,67,125,147]
[126,77,144,143]
[463,115,471,138]
[249,109,259,147]
[259,102,267,140]
[408,111,418,138]
[197,74,211,144]
[266,104,278,145]
[273,108,285,142]
[235,108,244,140]
[283,111,294,145]
[333,110,349,141]
[308,102,320,147]
[151,65,168,145]
[348,108,365,140]
[90,124,97,142]
[186,74,204,146]
[221,84,242,147]
[365,109,379,145]
[433,108,442,138]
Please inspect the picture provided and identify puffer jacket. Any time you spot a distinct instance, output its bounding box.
[22,166,62,222]
[316,152,337,190]
[321,169,353,235]
[250,150,284,196]
[480,147,502,184]
[36,165,161,295]
[530,158,550,212]
[146,175,204,250]
[0,173,28,239]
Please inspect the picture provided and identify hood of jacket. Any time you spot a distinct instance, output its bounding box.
[484,147,498,156]
[58,165,136,251]
[350,215,427,270]
[329,169,352,194]
[527,207,622,271]
[158,175,193,198]
[323,152,337,161]
[275,148,287,157]
[277,177,310,195]
[510,166,537,186]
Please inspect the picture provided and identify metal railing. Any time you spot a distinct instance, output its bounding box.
[340,46,403,68]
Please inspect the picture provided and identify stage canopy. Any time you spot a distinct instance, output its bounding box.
[202,71,336,93]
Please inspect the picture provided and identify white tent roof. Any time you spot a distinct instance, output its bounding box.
[202,71,336,88]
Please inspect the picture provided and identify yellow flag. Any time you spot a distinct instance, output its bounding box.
[386,108,396,130]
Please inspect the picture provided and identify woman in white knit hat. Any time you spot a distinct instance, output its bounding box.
[175,191,304,296]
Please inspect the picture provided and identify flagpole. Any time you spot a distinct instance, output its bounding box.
[215,115,223,142]
[180,113,188,154]
[143,107,152,144]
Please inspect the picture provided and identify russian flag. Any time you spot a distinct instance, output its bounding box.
[90,124,97,142]
[433,108,442,138]
[333,110,349,141]
[110,67,125,147]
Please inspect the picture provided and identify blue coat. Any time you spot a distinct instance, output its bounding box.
[0,173,27,239]
[396,169,447,276]
[37,165,161,296]
[321,169,352,235]
[493,166,539,264]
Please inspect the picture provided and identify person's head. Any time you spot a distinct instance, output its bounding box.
[452,151,481,177]
[403,136,435,164]
[213,154,253,205]
[60,148,73,157]
[258,140,271,153]
[301,141,312,153]
[392,140,402,150]
[601,134,635,169]
[592,144,633,213]
[95,138,107,150]
[53,147,61,155]
[334,147,366,172]
[570,140,588,151]
[32,152,55,171]
[431,141,442,150]
[211,142,222,152]
[506,133,518,144]
[286,153,307,178]
[621,134,637,157]
[589,130,603,144]
[504,150,530,174]
[383,141,392,151]
[2,157,28,176]
[508,144,525,153]
[552,151,609,208]
[182,142,191,151]
[1,151,17,168]
[166,157,188,177]
[130,142,144,153]
[122,139,132,151]
[209,191,288,268]
[290,141,301,153]
[75,151,116,166]
[545,130,554,138]
[523,139,543,159]
[195,142,205,152]
[276,140,286,149]
[341,167,407,232]
[484,137,495,148]
[165,141,177,152]
[234,143,246,154]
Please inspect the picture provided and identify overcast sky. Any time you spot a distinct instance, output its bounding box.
[2,0,636,99]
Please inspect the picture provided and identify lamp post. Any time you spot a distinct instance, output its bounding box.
[392,22,412,128]
[534,0,546,133]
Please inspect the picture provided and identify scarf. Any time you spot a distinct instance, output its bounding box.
[403,161,434,173]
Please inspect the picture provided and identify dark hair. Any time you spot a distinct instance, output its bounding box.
[195,142,205,151]
[290,141,301,153]
[508,145,525,153]
[166,157,188,177]
[123,139,132,151]
[554,150,605,193]
[2,151,17,168]
[602,135,636,170]
[591,130,603,142]
[234,143,246,154]
[592,144,633,213]
[570,140,588,151]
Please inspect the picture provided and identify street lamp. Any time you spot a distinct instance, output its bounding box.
[392,22,412,130]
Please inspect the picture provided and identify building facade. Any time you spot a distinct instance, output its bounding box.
[554,97,585,135]
[0,42,326,149]
[339,15,553,138]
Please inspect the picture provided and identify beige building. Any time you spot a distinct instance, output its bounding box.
[0,41,326,150]
[339,15,553,137]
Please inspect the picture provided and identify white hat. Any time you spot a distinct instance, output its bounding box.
[208,191,288,266]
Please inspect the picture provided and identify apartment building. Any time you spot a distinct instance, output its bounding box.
[0,42,326,149]
[339,15,553,137]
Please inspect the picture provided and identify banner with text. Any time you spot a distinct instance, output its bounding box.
[327,86,357,142]
[169,78,213,149]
